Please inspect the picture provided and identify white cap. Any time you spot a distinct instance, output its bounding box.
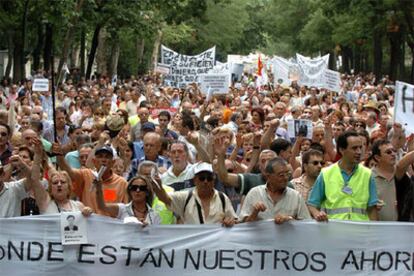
[193,162,213,175]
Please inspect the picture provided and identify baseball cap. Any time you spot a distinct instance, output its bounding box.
[193,162,213,175]
[141,122,156,131]
[95,145,114,157]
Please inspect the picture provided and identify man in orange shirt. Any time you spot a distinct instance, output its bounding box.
[55,144,128,215]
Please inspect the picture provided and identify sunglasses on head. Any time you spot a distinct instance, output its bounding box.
[128,185,148,192]
[197,173,214,182]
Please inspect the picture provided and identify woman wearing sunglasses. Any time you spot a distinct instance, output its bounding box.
[95,175,161,225]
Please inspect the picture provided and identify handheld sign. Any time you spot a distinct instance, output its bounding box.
[32,78,49,92]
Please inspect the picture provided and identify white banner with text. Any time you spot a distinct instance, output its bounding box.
[1,215,414,276]
[161,45,216,88]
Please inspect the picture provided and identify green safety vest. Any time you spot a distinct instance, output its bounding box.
[152,185,175,225]
[321,163,371,221]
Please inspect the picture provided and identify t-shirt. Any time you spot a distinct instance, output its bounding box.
[0,179,27,218]
[71,169,128,215]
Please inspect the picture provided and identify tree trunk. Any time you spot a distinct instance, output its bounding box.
[80,27,86,77]
[86,24,102,80]
[96,28,107,76]
[43,23,53,74]
[108,38,120,78]
[57,0,84,84]
[388,30,402,81]
[33,23,43,71]
[342,45,352,73]
[136,38,145,75]
[13,34,23,82]
[400,31,405,80]
[5,32,13,79]
[373,31,383,79]
[19,0,30,80]
[150,29,163,72]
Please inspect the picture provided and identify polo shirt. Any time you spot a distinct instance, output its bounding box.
[161,163,196,186]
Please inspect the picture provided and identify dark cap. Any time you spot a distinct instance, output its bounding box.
[141,122,156,131]
[95,145,114,157]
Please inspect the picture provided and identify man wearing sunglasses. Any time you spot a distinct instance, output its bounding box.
[291,149,325,202]
[371,139,414,221]
[151,162,237,226]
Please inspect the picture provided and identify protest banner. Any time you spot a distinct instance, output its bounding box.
[322,69,341,92]
[272,56,300,86]
[199,74,230,94]
[155,63,170,75]
[395,81,414,134]
[161,45,216,88]
[1,215,414,276]
[296,53,329,87]
[32,78,49,92]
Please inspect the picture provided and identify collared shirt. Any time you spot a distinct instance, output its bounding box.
[127,155,172,181]
[161,163,196,186]
[168,189,237,224]
[239,185,311,221]
[307,163,378,208]
[371,168,398,221]
[44,124,70,145]
[0,179,27,218]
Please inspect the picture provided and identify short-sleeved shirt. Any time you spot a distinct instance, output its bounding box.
[239,185,311,221]
[307,163,378,208]
[167,189,237,224]
[71,169,128,215]
[65,150,81,169]
[371,168,398,221]
[161,163,196,186]
[0,179,27,217]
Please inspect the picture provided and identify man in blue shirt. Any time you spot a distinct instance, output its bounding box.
[307,131,378,221]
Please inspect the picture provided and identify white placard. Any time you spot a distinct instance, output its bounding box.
[60,212,88,245]
[395,81,414,134]
[155,63,171,75]
[32,78,49,92]
[199,74,230,94]
[322,69,341,92]
[273,56,299,86]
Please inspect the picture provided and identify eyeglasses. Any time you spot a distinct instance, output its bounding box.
[310,160,325,166]
[355,123,365,127]
[128,185,148,192]
[197,174,214,182]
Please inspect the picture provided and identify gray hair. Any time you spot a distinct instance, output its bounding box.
[264,157,288,174]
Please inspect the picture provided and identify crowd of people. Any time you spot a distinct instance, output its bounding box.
[0,70,413,226]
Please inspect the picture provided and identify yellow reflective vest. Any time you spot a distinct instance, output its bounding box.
[321,163,371,221]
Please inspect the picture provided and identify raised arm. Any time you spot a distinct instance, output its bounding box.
[95,179,120,218]
[31,137,51,212]
[261,119,279,149]
[395,135,414,180]
[186,131,211,163]
[150,175,172,206]
[215,137,239,188]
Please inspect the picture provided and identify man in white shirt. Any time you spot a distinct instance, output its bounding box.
[0,155,31,217]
